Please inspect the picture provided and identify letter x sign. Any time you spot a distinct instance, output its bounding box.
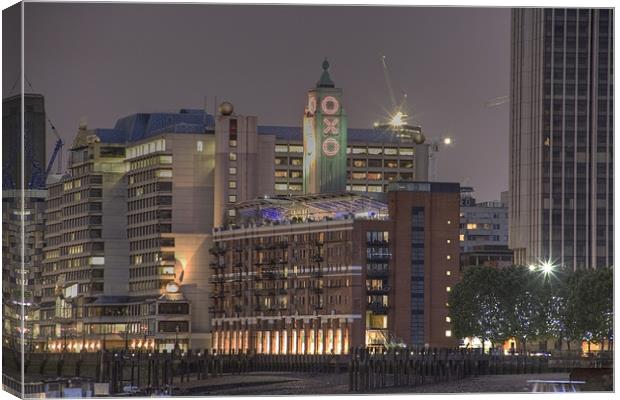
[323,118,339,135]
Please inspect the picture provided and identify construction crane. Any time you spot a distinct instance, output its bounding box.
[485,95,509,108]
[374,55,453,181]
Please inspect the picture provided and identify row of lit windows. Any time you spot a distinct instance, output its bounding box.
[129,237,175,251]
[130,251,175,265]
[127,195,172,211]
[128,209,172,225]
[129,266,174,279]
[127,223,172,238]
[129,279,167,293]
[128,169,172,185]
[128,155,172,171]
[126,139,166,160]
[128,182,172,198]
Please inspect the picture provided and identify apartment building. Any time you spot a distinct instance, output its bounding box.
[210,182,460,354]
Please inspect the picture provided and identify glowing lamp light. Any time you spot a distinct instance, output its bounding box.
[528,264,537,272]
[443,137,453,145]
[541,261,555,274]
[390,111,406,127]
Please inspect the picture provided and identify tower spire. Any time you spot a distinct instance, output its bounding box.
[316,58,335,88]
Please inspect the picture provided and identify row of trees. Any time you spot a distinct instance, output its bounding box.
[448,265,613,353]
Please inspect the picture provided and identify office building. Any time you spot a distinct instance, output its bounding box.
[259,126,429,196]
[40,124,129,351]
[2,189,47,350]
[459,187,513,268]
[2,94,47,189]
[510,8,614,269]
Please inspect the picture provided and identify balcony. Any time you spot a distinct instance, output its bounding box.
[366,254,391,262]
[366,240,390,247]
[366,268,389,278]
[367,302,389,315]
[367,285,391,295]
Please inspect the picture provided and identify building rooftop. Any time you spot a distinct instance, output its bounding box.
[388,181,460,193]
[221,192,388,230]
[89,109,216,144]
[257,125,424,144]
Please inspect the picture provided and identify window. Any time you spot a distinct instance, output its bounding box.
[352,147,367,154]
[228,209,236,217]
[384,148,398,155]
[229,167,237,175]
[156,170,172,178]
[229,152,237,161]
[445,330,452,337]
[229,140,237,147]
[275,183,288,191]
[197,141,204,152]
[289,145,303,153]
[446,317,451,322]
[228,195,237,203]
[275,170,288,178]
[275,145,288,153]
[459,234,465,241]
[160,155,173,164]
[466,223,477,229]
[399,148,414,156]
[229,181,237,189]
[290,158,303,166]
[446,286,451,292]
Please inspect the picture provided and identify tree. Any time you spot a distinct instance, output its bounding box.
[566,267,614,351]
[449,266,508,351]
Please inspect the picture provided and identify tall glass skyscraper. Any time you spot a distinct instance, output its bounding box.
[509,9,613,270]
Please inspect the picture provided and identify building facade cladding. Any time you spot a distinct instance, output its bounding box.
[387,183,461,349]
[214,115,275,227]
[2,189,47,349]
[509,8,614,269]
[210,184,460,354]
[2,94,47,190]
[40,129,129,351]
[125,133,215,350]
[270,131,429,195]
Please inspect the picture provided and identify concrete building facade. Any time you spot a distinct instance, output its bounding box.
[459,187,513,268]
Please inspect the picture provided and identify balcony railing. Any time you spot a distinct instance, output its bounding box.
[367,285,391,295]
[367,302,389,315]
[367,268,389,278]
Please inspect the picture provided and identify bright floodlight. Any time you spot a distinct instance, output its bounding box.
[443,137,453,145]
[528,264,537,272]
[390,111,406,127]
[541,261,555,274]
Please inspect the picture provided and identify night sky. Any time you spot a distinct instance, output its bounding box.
[9,3,510,202]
